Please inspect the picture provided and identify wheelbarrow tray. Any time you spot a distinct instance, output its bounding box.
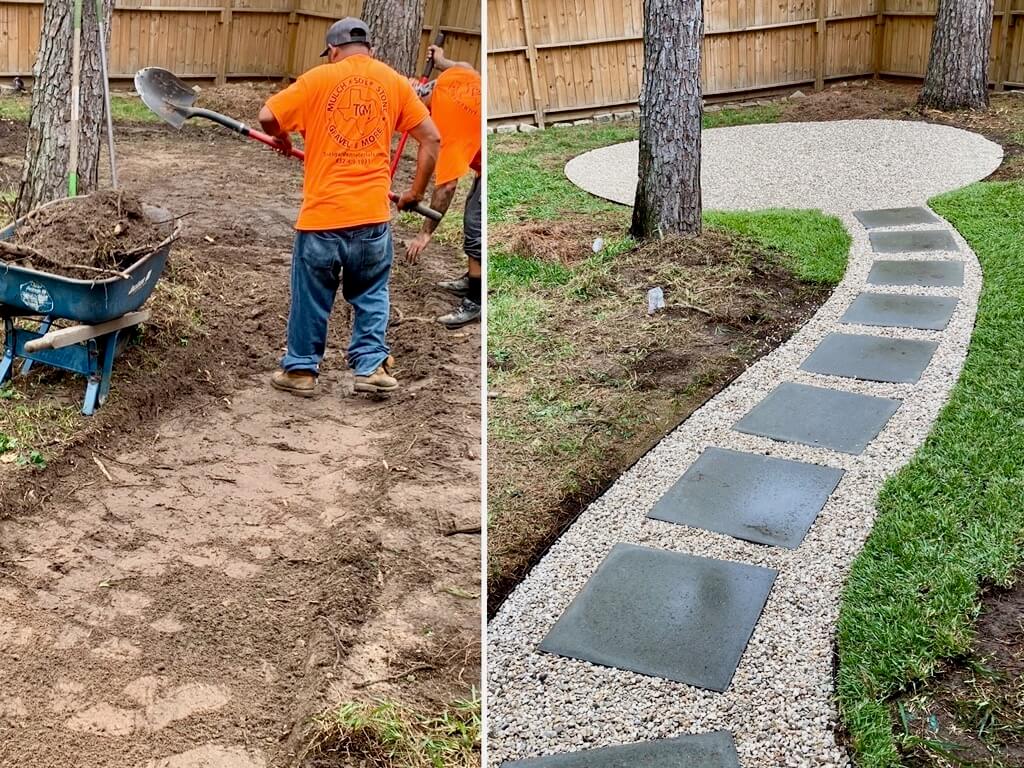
[0,198,178,325]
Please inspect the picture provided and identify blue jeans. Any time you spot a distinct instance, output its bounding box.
[281,223,393,377]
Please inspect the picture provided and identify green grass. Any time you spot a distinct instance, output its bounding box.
[0,94,158,122]
[705,209,851,284]
[704,104,783,128]
[302,696,481,768]
[837,181,1024,767]
[488,104,782,224]
[0,385,77,468]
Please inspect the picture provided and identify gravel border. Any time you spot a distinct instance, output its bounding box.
[488,121,1002,768]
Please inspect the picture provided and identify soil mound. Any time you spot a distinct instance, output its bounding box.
[1,191,171,280]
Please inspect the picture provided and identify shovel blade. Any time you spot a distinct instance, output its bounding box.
[134,67,197,129]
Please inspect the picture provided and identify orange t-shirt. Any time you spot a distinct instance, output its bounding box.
[266,54,429,231]
[431,67,482,185]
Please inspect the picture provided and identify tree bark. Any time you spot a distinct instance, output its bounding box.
[630,0,703,239]
[363,0,426,76]
[16,0,114,216]
[919,0,994,111]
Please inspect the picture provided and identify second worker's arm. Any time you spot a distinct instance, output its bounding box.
[406,178,458,263]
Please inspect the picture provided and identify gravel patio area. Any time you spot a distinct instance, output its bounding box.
[565,119,1001,213]
[488,120,1002,768]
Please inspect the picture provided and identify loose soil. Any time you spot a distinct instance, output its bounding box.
[487,214,829,612]
[0,113,480,766]
[897,576,1024,768]
[3,191,171,280]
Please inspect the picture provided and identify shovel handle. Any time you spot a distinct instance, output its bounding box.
[390,31,447,178]
[422,30,447,81]
[187,107,306,160]
[248,127,306,160]
[388,193,443,223]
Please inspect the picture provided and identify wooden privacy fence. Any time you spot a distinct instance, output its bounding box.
[0,0,480,83]
[489,0,1024,126]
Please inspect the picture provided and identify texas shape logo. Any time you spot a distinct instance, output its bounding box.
[326,76,390,150]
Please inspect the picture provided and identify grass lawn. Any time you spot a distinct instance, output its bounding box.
[302,696,481,767]
[487,106,849,606]
[837,181,1024,767]
[0,93,159,122]
[488,105,781,224]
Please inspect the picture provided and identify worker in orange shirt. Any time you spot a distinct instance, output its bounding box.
[404,46,482,329]
[258,17,440,397]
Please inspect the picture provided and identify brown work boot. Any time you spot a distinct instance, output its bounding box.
[270,369,317,397]
[353,365,399,393]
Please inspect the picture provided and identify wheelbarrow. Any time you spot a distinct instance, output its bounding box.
[0,198,179,415]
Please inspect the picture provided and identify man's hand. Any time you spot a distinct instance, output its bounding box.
[427,45,476,72]
[395,189,423,212]
[405,232,431,264]
[427,45,450,71]
[271,133,293,157]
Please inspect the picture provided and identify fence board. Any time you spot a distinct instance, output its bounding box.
[0,0,479,80]
[489,0,1022,124]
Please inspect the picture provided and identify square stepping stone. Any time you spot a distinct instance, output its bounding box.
[854,206,941,229]
[867,259,964,288]
[501,731,740,767]
[841,292,958,331]
[538,543,776,692]
[648,447,844,548]
[869,229,959,254]
[801,332,938,384]
[733,382,900,454]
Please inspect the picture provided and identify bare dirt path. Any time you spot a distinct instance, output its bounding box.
[1,123,481,767]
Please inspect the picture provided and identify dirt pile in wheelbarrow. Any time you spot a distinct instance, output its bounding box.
[0,190,171,280]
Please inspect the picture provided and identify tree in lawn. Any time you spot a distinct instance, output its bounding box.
[17,0,115,216]
[919,0,995,111]
[362,0,426,76]
[630,0,704,239]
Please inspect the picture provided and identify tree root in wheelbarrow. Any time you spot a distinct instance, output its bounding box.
[1,190,172,280]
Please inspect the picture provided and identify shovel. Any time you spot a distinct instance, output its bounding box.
[134,67,442,222]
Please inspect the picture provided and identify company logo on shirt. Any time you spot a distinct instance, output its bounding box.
[440,79,480,118]
[326,75,390,151]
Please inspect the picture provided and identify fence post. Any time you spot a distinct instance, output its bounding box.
[873,0,885,79]
[216,0,234,85]
[519,0,547,127]
[815,0,826,90]
[995,0,1013,91]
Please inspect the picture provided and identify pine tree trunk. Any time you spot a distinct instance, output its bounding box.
[919,0,994,111]
[630,0,703,239]
[363,0,426,76]
[16,0,114,216]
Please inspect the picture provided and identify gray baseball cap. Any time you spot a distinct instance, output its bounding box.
[319,17,371,57]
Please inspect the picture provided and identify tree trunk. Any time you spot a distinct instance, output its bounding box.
[363,0,426,76]
[919,0,994,111]
[630,0,703,239]
[16,0,114,216]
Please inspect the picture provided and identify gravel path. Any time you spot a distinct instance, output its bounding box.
[488,120,1002,767]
